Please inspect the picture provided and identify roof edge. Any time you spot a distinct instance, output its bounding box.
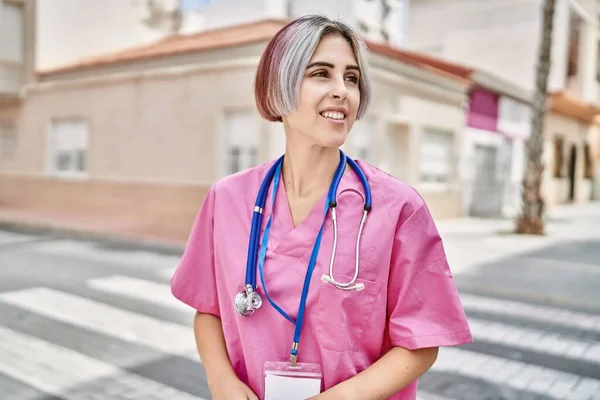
[549,90,600,124]
[472,70,533,104]
[36,18,291,77]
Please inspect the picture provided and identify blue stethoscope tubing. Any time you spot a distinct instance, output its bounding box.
[244,150,371,291]
[237,149,372,364]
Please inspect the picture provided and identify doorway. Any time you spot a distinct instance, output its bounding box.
[470,144,504,217]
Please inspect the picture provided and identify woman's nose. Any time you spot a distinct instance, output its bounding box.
[331,76,348,100]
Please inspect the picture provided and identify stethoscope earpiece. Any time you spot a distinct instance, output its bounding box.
[320,274,365,291]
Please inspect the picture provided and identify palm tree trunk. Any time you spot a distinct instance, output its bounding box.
[516,0,557,235]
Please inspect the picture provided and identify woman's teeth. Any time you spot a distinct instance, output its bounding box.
[320,111,345,120]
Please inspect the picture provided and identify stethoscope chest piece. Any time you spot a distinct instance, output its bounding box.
[235,285,263,316]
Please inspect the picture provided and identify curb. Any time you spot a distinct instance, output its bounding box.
[0,219,186,256]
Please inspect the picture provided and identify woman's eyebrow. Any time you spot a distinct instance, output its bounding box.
[306,61,360,71]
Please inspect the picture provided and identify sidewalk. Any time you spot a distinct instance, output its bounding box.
[1,201,598,263]
[437,201,600,275]
[0,207,187,254]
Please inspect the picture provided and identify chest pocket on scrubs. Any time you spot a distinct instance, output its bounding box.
[313,253,382,352]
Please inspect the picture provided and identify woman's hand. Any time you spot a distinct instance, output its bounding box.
[209,374,259,400]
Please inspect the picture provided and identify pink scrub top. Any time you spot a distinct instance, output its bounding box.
[171,159,473,399]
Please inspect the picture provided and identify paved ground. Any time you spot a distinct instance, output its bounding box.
[0,202,599,399]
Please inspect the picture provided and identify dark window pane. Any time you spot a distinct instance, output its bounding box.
[77,150,86,172]
[229,146,240,174]
[553,137,564,178]
[358,147,369,161]
[249,147,258,167]
[0,122,17,158]
[56,151,70,171]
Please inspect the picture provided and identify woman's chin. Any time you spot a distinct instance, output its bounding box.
[318,140,346,150]
[318,133,348,149]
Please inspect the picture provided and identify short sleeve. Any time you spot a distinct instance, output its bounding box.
[171,185,220,317]
[387,201,473,350]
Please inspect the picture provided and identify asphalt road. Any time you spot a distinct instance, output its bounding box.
[0,215,599,400]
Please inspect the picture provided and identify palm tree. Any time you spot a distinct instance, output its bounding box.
[516,0,556,235]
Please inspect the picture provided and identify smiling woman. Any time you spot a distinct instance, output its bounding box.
[254,15,371,123]
[171,14,472,400]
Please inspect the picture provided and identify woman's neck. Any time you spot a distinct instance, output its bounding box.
[282,143,340,198]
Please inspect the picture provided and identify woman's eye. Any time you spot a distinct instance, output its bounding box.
[312,70,328,77]
[345,75,359,83]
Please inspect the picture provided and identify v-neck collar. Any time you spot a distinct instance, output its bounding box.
[262,159,364,257]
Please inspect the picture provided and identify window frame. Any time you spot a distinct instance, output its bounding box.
[350,117,376,163]
[419,127,455,188]
[0,2,25,64]
[221,109,260,176]
[48,118,90,179]
[0,121,17,159]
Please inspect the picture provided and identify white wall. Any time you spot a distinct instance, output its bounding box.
[194,0,287,31]
[292,0,409,46]
[291,0,357,26]
[548,0,571,93]
[397,94,465,186]
[36,0,167,71]
[36,0,414,72]
[542,112,593,205]
[410,0,555,93]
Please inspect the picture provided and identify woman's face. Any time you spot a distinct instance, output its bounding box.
[283,34,361,149]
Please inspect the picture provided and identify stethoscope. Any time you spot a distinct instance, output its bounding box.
[234,150,372,318]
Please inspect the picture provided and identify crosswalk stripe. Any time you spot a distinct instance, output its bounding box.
[0,231,39,246]
[468,317,600,364]
[85,275,192,314]
[0,287,199,361]
[28,239,182,271]
[0,326,206,399]
[461,293,600,333]
[157,266,177,280]
[432,347,600,399]
[417,391,455,400]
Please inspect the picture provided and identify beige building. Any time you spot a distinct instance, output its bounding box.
[543,92,600,203]
[31,0,409,71]
[410,0,600,206]
[0,13,472,241]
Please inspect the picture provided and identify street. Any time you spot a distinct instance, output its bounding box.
[0,203,599,400]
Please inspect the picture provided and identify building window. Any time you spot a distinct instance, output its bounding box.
[0,2,24,64]
[0,122,17,159]
[50,119,89,178]
[553,136,565,178]
[584,143,594,179]
[228,146,241,174]
[351,118,375,162]
[223,110,259,175]
[419,128,454,184]
[378,128,401,176]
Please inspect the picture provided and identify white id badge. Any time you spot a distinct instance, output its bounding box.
[264,361,322,400]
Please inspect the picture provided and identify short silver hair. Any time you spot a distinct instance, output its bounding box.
[255,15,372,122]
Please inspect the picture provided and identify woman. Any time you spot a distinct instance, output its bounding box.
[171,15,472,400]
